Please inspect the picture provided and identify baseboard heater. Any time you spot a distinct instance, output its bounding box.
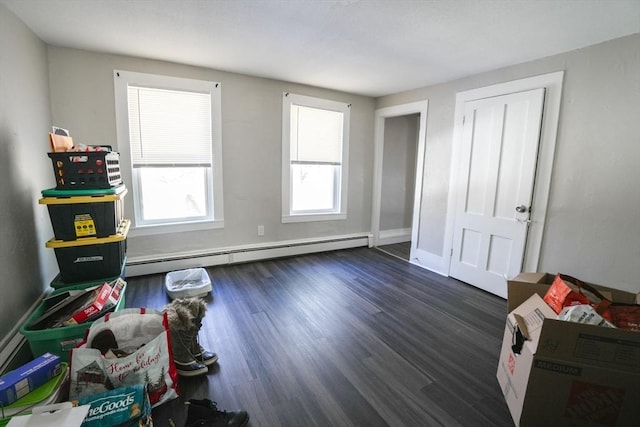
[126,233,373,277]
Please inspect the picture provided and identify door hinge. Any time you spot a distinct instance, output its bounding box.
[462,116,466,125]
[450,248,454,257]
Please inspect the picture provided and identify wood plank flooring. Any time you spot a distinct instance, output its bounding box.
[376,242,411,261]
[125,247,513,427]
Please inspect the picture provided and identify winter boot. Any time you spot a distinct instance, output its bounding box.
[165,300,208,377]
[185,398,249,427]
[180,297,219,366]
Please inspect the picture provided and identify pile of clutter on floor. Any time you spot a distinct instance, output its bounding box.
[1,268,249,427]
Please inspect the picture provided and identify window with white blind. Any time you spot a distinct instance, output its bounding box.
[114,70,223,233]
[282,93,350,222]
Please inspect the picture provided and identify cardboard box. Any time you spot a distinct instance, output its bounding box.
[497,293,557,425]
[506,272,637,312]
[101,277,126,313]
[0,353,62,406]
[64,282,113,325]
[497,273,640,426]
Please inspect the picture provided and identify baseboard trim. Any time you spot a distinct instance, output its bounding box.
[378,228,411,246]
[126,233,373,276]
[1,292,47,373]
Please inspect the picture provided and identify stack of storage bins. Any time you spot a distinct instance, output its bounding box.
[42,185,129,285]
[21,149,129,362]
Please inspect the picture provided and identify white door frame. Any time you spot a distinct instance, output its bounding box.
[443,71,564,277]
[372,100,428,248]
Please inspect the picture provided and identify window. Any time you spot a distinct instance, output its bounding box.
[282,93,350,222]
[114,71,223,234]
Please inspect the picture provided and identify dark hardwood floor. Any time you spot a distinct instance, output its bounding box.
[376,242,411,261]
[125,247,513,427]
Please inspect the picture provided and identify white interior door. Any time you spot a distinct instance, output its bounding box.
[449,88,545,298]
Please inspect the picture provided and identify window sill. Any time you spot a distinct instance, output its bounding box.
[282,213,346,223]
[128,219,224,237]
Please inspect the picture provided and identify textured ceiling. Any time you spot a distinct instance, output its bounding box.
[2,0,639,97]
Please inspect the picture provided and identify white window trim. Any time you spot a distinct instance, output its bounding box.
[114,70,224,236]
[281,92,350,223]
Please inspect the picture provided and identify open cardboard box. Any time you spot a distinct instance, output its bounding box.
[497,272,640,427]
[506,272,639,312]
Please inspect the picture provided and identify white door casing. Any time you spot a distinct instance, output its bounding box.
[372,101,428,255]
[443,71,564,298]
[449,89,545,297]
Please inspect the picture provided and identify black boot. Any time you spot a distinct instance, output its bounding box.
[186,399,249,427]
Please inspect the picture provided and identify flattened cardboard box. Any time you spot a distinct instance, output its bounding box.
[498,273,640,427]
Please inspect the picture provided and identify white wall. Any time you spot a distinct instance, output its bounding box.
[0,4,57,348]
[377,34,640,292]
[46,47,376,261]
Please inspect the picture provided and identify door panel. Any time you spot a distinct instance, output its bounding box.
[450,88,545,298]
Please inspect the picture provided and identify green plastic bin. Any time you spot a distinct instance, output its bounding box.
[19,280,126,363]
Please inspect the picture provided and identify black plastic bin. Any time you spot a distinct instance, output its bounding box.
[46,220,129,283]
[39,185,127,240]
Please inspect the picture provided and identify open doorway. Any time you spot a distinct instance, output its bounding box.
[372,101,428,262]
[378,114,419,259]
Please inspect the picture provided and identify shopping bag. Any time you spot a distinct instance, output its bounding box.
[69,308,178,408]
[543,273,611,315]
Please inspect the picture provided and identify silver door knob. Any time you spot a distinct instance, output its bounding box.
[515,205,528,213]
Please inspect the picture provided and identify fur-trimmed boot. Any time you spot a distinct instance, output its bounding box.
[178,297,219,366]
[164,299,208,377]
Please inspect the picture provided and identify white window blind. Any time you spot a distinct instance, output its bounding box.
[128,86,212,166]
[290,105,344,164]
